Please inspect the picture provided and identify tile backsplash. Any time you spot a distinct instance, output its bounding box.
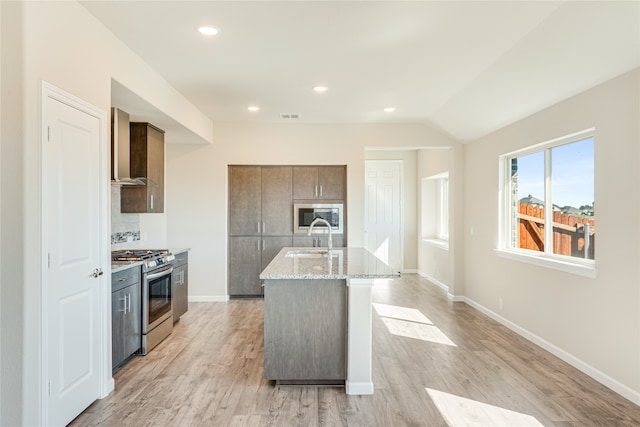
[111,185,140,247]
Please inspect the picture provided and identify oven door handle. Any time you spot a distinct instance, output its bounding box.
[146,265,174,281]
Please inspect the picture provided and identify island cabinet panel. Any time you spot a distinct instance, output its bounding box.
[121,122,165,213]
[292,166,345,200]
[264,279,347,381]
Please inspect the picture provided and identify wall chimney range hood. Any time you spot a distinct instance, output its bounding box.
[111,107,145,186]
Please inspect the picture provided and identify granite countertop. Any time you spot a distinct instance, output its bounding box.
[111,248,189,273]
[170,248,190,255]
[260,247,400,280]
[111,260,143,273]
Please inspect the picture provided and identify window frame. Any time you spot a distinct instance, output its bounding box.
[436,177,449,241]
[497,128,597,278]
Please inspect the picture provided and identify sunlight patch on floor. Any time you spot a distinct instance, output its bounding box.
[373,303,456,346]
[426,388,544,426]
[373,302,432,323]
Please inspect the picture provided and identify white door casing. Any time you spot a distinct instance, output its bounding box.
[42,82,111,426]
[364,160,402,272]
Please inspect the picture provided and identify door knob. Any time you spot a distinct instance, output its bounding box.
[91,268,104,278]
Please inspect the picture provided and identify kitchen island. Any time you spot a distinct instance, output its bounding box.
[259,247,399,395]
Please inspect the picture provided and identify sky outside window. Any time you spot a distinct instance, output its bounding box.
[516,137,594,209]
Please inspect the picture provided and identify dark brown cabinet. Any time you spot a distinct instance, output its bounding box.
[228,166,293,297]
[292,166,345,200]
[121,122,165,213]
[172,251,188,322]
[293,235,345,248]
[229,166,293,236]
[111,267,141,371]
[229,236,292,296]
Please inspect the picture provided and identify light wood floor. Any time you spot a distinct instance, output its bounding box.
[71,275,640,426]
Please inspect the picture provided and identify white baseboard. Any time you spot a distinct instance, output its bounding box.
[189,295,230,302]
[417,271,465,302]
[345,381,374,395]
[401,268,418,274]
[464,297,640,406]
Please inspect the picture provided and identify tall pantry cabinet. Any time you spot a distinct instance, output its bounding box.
[228,166,293,297]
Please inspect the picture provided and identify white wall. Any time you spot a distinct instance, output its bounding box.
[364,150,418,271]
[166,123,457,299]
[463,69,640,402]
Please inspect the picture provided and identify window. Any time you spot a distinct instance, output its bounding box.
[437,177,449,240]
[421,172,449,247]
[499,129,595,273]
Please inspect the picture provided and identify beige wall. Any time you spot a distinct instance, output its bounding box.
[1,2,24,425]
[166,123,457,298]
[463,69,640,402]
[417,149,453,289]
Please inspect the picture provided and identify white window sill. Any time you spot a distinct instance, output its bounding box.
[495,249,597,279]
[422,238,449,251]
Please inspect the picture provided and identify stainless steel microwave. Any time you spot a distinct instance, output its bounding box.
[293,203,344,234]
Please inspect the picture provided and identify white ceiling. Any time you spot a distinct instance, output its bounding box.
[81,1,639,143]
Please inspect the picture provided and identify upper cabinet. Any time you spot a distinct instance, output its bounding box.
[228,166,293,236]
[292,166,345,200]
[121,122,165,213]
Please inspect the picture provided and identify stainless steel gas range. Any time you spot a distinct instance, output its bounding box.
[112,249,175,354]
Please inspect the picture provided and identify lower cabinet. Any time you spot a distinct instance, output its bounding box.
[229,236,292,297]
[293,235,345,248]
[112,267,142,371]
[172,251,189,322]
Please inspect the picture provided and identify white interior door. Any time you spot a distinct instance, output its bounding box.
[364,160,402,271]
[44,93,104,426]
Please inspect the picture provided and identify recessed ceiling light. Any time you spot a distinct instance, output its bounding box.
[248,106,260,112]
[313,86,328,93]
[198,26,219,36]
[384,107,396,113]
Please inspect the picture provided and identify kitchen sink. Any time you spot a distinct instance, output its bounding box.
[285,249,333,258]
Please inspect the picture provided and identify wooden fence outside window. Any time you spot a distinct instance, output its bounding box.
[517,202,595,259]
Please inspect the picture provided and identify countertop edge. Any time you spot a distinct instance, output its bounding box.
[111,261,143,273]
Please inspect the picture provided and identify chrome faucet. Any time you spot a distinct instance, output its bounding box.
[308,217,332,251]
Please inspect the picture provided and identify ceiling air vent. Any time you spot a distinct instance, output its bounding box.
[280,113,301,119]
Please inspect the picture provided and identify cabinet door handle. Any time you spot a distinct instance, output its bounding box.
[257,222,261,233]
[150,194,154,210]
[320,185,323,198]
[128,293,132,313]
[262,239,266,251]
[315,185,318,198]
[256,239,260,251]
[262,222,266,233]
